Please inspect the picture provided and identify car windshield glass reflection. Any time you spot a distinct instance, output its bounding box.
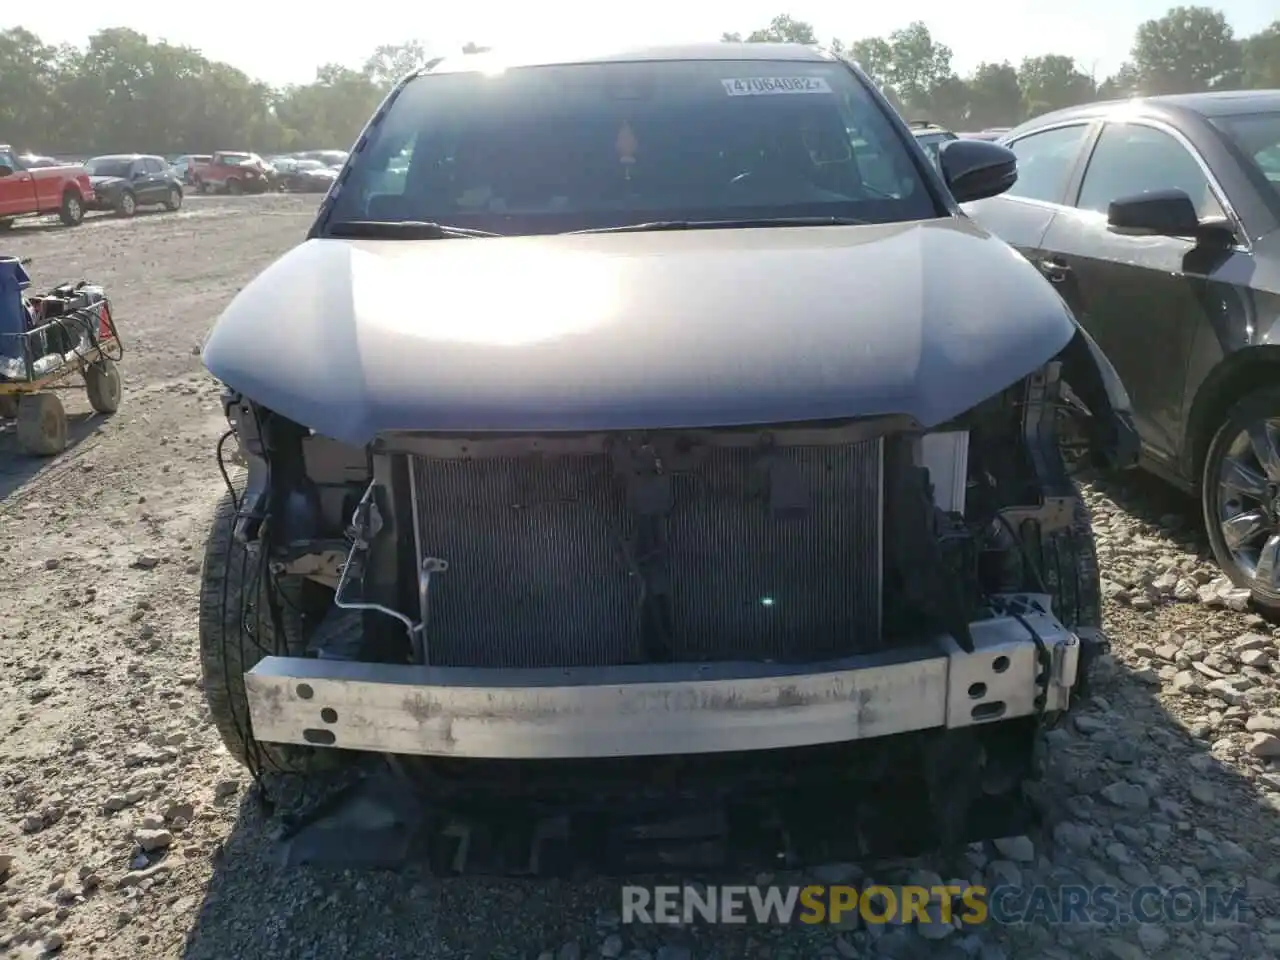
[1212,111,1280,196]
[86,159,132,178]
[326,59,940,236]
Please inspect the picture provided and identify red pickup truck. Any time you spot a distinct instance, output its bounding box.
[0,145,94,228]
[191,151,273,195]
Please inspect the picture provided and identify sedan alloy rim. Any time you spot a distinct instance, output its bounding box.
[1216,417,1280,588]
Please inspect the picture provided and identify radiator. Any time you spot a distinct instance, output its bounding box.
[407,438,883,669]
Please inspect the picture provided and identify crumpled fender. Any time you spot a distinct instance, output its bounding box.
[1056,322,1140,471]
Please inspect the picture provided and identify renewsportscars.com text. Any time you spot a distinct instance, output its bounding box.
[621,884,1249,927]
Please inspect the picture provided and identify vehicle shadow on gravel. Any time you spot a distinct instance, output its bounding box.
[178,627,1280,959]
[0,411,104,501]
[8,208,185,235]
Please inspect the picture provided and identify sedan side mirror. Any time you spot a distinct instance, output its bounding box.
[937,139,1017,203]
[0,165,13,177]
[1106,189,1235,245]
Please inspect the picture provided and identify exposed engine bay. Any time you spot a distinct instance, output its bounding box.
[224,345,1111,674]
[199,333,1129,874]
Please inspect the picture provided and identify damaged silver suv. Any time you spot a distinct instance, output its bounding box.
[199,43,1138,872]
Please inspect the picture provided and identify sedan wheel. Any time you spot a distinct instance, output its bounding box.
[1203,387,1280,612]
[165,187,183,212]
[117,192,137,217]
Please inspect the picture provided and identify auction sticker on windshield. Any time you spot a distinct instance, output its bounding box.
[721,77,833,96]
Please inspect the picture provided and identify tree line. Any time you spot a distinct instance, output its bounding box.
[1,6,1277,157]
[727,7,1279,129]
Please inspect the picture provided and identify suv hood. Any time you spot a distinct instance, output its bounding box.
[203,218,1078,445]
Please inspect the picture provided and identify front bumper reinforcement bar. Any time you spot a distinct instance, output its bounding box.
[244,594,1078,760]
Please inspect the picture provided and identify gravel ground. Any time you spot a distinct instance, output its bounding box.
[1,196,1279,959]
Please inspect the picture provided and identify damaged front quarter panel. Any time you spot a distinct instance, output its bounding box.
[1055,323,1141,472]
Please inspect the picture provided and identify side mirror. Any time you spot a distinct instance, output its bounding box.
[1106,189,1234,245]
[0,165,13,177]
[132,170,148,180]
[937,139,1017,203]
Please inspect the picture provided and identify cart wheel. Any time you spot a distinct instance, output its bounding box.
[0,396,17,419]
[16,393,68,456]
[85,358,122,414]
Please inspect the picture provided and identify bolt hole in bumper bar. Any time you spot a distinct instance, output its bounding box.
[244,595,1079,760]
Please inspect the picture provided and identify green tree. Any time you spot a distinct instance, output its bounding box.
[1097,63,1144,98]
[276,65,383,149]
[1131,5,1242,93]
[1242,21,1280,88]
[883,21,957,109]
[841,38,902,111]
[724,14,818,45]
[965,61,1023,128]
[0,28,64,149]
[849,37,893,88]
[362,41,429,89]
[1018,54,1096,117]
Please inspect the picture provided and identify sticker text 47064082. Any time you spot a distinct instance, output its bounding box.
[721,77,833,97]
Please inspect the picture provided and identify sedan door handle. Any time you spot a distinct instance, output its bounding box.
[1038,257,1072,283]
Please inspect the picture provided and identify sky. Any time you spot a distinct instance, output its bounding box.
[4,0,1276,89]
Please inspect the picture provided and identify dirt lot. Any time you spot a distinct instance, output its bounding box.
[1,195,1279,960]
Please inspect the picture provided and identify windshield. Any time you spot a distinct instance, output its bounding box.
[86,158,132,178]
[323,59,940,236]
[1211,111,1280,199]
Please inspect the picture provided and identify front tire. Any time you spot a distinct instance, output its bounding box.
[115,191,137,217]
[226,178,242,195]
[164,187,183,212]
[199,483,339,774]
[1202,385,1280,614]
[85,358,121,414]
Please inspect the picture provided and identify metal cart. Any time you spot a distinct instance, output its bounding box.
[0,283,123,456]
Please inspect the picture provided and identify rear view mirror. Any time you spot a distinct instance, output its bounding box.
[1107,189,1197,234]
[1107,189,1237,246]
[937,139,1017,203]
[1108,188,1209,234]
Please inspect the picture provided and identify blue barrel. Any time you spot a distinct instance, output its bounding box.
[0,256,31,362]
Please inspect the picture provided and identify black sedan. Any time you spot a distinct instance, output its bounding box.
[84,154,184,217]
[964,91,1280,609]
[277,158,338,193]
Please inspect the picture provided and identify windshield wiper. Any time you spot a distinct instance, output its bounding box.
[326,220,501,239]
[567,216,866,235]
